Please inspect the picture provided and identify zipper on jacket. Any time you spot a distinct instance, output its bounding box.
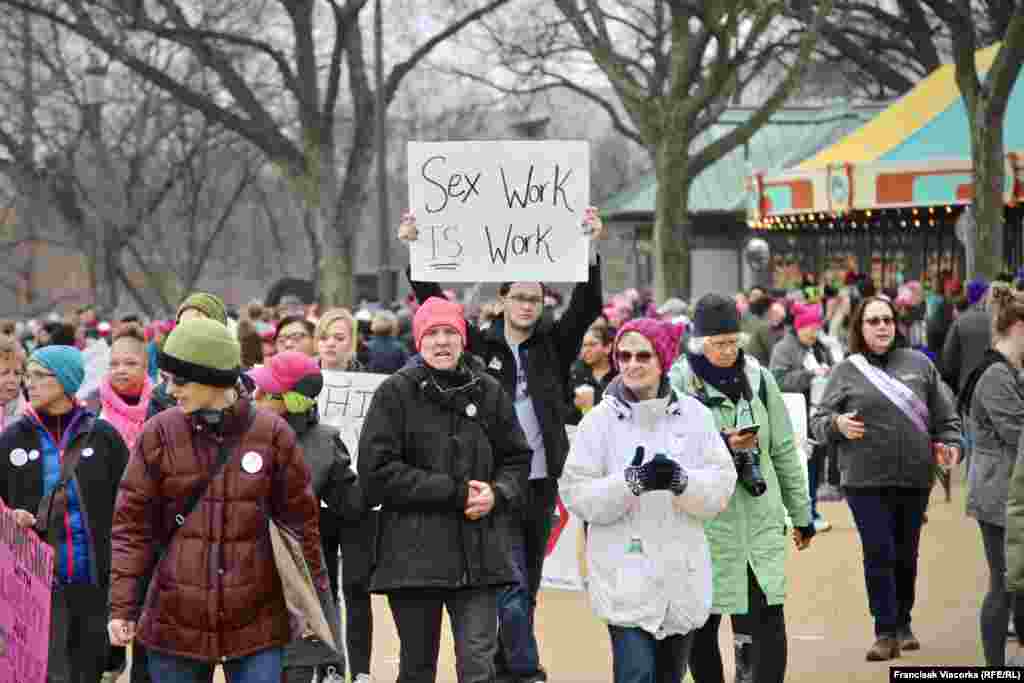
[451,408,470,587]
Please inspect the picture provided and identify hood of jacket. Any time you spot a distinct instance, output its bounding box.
[602,374,680,431]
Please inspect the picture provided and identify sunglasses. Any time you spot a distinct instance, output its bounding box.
[864,316,895,327]
[615,350,655,365]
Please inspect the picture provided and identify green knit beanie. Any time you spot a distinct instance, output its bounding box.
[158,318,240,387]
[176,292,228,325]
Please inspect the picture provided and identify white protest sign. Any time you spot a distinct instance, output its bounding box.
[317,371,389,468]
[408,140,591,283]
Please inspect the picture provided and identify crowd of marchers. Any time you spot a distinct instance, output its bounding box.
[19,213,1024,682]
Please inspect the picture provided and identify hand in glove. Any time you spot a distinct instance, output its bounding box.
[625,447,688,496]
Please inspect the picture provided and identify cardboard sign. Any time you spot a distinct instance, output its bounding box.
[317,371,389,468]
[0,505,54,682]
[407,141,591,282]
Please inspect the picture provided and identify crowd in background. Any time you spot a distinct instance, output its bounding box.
[5,254,1024,682]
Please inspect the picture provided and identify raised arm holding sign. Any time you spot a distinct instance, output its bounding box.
[401,142,603,680]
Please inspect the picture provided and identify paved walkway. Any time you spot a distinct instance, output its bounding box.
[122,471,991,682]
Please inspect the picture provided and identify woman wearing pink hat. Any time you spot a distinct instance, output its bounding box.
[358,296,532,683]
[770,303,844,533]
[247,351,363,683]
[561,317,736,683]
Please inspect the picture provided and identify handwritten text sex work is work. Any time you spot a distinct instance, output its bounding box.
[407,141,590,282]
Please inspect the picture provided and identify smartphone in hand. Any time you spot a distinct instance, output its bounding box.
[735,424,761,436]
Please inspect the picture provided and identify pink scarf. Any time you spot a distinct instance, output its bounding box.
[99,375,154,450]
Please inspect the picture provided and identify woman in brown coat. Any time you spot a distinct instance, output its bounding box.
[107,318,325,682]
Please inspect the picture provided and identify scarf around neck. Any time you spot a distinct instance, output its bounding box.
[689,351,747,404]
[99,374,154,449]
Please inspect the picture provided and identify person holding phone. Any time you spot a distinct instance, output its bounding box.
[670,294,814,683]
[811,296,960,662]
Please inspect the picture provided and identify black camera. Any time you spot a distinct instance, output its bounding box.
[733,449,767,497]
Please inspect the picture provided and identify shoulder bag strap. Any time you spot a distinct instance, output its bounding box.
[167,403,258,540]
[34,422,92,541]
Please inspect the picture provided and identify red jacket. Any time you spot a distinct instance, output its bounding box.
[109,399,323,662]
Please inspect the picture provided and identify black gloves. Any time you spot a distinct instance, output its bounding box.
[625,447,688,497]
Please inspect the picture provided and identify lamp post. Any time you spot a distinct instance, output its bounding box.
[374,0,391,305]
[82,58,110,312]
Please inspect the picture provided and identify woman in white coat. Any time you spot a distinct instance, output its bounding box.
[560,318,736,683]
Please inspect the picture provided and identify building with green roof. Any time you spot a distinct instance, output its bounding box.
[599,103,885,297]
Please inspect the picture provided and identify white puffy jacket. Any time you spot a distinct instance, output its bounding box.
[559,379,736,638]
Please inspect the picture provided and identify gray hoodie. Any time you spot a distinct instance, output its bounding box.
[968,358,1024,526]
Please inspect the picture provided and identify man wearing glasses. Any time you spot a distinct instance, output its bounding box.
[399,208,605,683]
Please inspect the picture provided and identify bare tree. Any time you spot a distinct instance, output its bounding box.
[0,13,272,316]
[1,0,513,308]
[916,1,1024,278]
[455,0,832,300]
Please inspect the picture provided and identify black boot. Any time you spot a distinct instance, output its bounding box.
[734,640,754,683]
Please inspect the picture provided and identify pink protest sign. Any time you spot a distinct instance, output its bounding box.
[0,505,53,683]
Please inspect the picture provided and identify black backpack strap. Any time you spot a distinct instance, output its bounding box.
[759,368,768,408]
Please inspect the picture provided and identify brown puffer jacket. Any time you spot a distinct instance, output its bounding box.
[108,399,324,663]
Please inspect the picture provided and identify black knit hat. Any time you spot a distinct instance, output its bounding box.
[693,294,740,337]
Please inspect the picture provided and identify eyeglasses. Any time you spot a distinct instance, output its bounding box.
[24,370,55,383]
[705,338,740,352]
[278,332,311,343]
[864,316,895,327]
[615,350,655,365]
[506,294,543,307]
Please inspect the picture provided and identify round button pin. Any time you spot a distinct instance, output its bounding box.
[242,452,263,474]
[28,449,39,461]
[9,449,27,467]
[466,403,477,417]
[82,448,95,458]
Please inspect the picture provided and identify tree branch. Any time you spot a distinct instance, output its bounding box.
[690,0,835,176]
[0,0,306,172]
[384,0,512,105]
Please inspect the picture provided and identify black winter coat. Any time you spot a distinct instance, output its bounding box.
[357,356,532,592]
[0,410,129,586]
[408,259,602,479]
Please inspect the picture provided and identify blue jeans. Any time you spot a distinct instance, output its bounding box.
[496,520,541,676]
[608,626,693,683]
[845,487,930,636]
[148,647,282,683]
[496,479,555,676]
[808,450,822,519]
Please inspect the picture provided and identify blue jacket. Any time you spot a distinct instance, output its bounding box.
[0,408,129,585]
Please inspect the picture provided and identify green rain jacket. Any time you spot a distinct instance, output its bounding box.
[668,353,811,613]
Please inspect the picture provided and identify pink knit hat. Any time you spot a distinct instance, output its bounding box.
[613,318,685,374]
[793,303,823,332]
[246,350,323,397]
[413,296,467,351]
